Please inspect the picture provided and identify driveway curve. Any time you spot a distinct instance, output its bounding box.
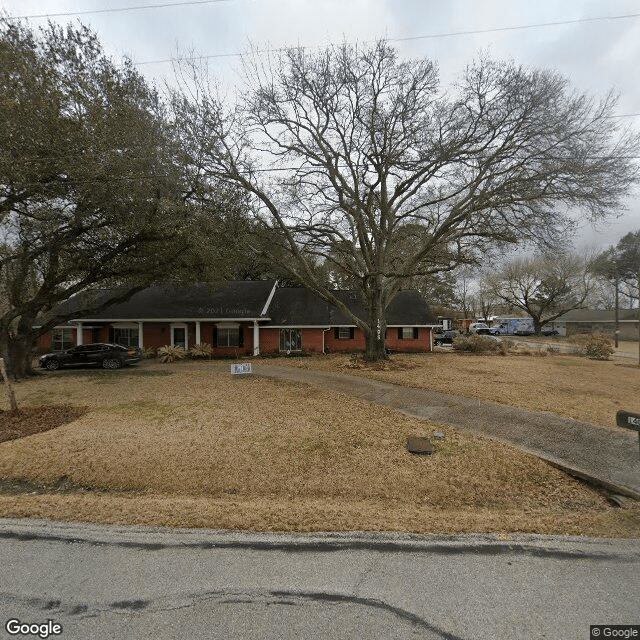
[253,364,640,499]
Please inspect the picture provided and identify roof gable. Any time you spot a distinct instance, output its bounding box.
[74,281,276,320]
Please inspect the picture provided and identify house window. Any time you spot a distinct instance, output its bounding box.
[171,323,188,349]
[112,327,138,347]
[51,328,74,351]
[217,326,240,347]
[337,327,354,339]
[280,328,302,352]
[399,327,420,340]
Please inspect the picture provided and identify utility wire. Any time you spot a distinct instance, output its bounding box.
[13,0,231,20]
[392,12,640,41]
[134,11,640,66]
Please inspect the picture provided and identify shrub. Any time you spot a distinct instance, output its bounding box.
[189,343,213,359]
[157,345,186,363]
[452,334,505,354]
[143,347,157,359]
[582,334,615,360]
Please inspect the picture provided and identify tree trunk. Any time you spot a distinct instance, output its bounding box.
[532,317,543,336]
[7,336,35,378]
[364,329,387,361]
[363,287,388,361]
[0,321,37,379]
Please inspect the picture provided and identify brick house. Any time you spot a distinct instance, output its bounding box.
[38,281,438,355]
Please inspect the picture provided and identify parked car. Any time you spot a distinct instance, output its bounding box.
[39,343,142,370]
[540,328,559,336]
[434,329,458,346]
[467,322,491,335]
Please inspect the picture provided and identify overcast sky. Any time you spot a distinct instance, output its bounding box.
[2,0,639,250]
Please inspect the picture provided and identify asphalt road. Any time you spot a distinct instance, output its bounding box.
[0,519,638,640]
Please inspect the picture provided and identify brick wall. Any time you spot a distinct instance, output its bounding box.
[386,327,432,352]
[302,329,325,353]
[38,322,433,355]
[38,333,53,351]
[259,328,280,354]
[325,328,366,352]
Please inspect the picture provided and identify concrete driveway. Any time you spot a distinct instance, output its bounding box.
[253,363,640,499]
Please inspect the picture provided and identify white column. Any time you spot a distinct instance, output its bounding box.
[76,322,83,346]
[195,321,201,346]
[138,322,144,349]
[253,321,260,356]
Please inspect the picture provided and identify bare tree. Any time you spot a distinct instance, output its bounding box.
[173,40,639,360]
[472,289,501,323]
[453,266,477,320]
[483,253,593,334]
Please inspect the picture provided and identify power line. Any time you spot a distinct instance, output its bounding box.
[13,0,231,20]
[392,12,640,42]
[133,11,640,66]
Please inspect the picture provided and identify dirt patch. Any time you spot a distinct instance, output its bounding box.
[0,405,87,443]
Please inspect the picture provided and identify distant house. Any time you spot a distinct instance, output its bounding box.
[549,309,639,339]
[38,281,439,355]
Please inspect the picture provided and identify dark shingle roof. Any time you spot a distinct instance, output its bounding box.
[385,290,438,325]
[265,288,436,326]
[76,281,276,320]
[265,287,330,325]
[52,281,436,326]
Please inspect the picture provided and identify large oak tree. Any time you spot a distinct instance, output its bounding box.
[175,40,639,360]
[0,19,222,377]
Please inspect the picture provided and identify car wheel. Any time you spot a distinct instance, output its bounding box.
[102,357,122,369]
[45,359,60,370]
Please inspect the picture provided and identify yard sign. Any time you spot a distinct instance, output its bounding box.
[231,363,252,376]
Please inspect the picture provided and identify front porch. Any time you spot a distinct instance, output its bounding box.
[60,319,264,356]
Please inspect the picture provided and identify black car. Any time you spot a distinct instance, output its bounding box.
[39,343,142,370]
[540,328,559,336]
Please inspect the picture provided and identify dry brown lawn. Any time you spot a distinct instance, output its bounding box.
[281,350,640,427]
[0,361,637,537]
